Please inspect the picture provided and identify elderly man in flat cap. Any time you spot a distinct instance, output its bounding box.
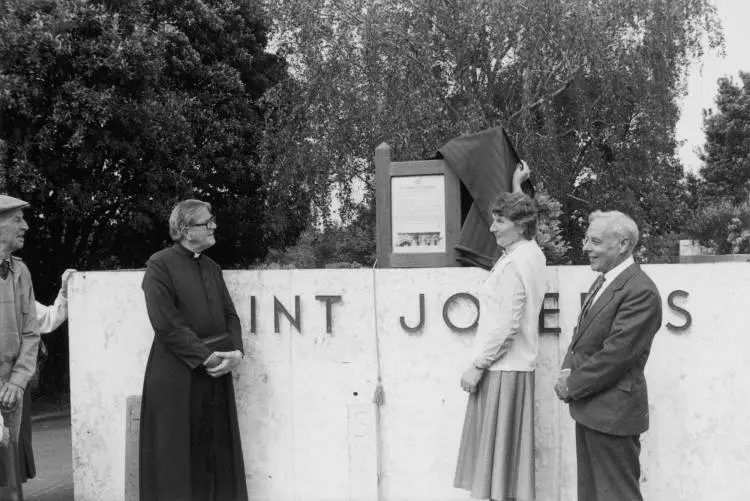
[0,194,39,500]
[16,267,76,485]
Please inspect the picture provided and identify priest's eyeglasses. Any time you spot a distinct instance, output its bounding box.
[190,216,216,229]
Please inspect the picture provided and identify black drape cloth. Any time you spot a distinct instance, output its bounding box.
[437,127,534,269]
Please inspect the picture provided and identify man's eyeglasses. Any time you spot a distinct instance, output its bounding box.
[190,217,216,229]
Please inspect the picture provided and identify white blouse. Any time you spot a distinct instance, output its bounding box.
[472,239,547,372]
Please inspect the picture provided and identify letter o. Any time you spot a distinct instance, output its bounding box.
[443,293,480,333]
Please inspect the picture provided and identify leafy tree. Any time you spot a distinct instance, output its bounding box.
[0,0,289,279]
[260,190,377,269]
[682,72,750,255]
[263,0,722,263]
[687,200,750,254]
[264,185,570,268]
[696,71,750,205]
[534,190,571,265]
[0,0,288,396]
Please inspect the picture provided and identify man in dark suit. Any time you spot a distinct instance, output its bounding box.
[555,210,662,501]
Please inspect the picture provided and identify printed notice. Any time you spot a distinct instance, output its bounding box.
[391,175,446,254]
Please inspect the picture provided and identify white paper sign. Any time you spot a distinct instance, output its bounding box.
[391,175,446,254]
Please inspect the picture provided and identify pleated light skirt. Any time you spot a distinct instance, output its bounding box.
[454,370,535,501]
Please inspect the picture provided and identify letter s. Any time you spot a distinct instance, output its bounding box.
[666,289,691,332]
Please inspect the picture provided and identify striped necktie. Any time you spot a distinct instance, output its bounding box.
[579,274,605,323]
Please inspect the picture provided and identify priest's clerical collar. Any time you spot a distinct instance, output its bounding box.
[176,242,201,259]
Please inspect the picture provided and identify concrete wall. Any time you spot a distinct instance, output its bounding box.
[678,239,750,263]
[68,264,750,501]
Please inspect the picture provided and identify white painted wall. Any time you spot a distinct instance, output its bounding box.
[68,264,750,501]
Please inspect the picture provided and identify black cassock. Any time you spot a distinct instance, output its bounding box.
[139,243,248,501]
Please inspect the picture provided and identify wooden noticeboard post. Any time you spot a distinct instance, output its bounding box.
[375,143,462,268]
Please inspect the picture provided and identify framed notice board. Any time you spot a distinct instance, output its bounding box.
[375,143,461,268]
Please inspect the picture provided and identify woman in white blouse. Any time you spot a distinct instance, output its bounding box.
[454,172,547,501]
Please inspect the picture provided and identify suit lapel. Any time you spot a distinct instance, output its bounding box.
[571,263,639,348]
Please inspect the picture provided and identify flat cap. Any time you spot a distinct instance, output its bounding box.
[0,195,29,215]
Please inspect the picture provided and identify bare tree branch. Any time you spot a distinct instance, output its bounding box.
[508,67,582,122]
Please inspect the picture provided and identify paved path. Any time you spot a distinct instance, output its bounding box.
[23,415,73,501]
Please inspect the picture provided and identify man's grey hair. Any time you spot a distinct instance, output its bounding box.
[168,199,212,242]
[589,210,639,251]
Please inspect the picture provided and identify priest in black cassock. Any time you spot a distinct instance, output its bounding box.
[139,199,248,501]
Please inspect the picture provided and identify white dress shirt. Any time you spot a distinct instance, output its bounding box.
[472,239,547,372]
[590,256,635,306]
[35,291,68,335]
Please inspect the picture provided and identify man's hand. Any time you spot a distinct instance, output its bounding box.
[203,352,221,369]
[0,382,23,410]
[0,427,8,448]
[206,350,243,378]
[460,365,484,393]
[512,160,531,193]
[60,268,77,298]
[554,379,571,402]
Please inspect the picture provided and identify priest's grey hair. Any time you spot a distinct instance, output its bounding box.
[169,199,212,241]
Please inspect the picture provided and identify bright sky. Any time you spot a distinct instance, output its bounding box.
[676,0,750,174]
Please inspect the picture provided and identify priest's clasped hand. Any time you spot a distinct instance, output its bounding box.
[206,350,243,378]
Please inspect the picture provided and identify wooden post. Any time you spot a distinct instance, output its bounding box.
[124,395,141,501]
[0,140,6,193]
[375,143,392,268]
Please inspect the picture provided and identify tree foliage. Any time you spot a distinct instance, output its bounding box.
[682,72,750,255]
[0,0,290,292]
[696,71,750,205]
[534,189,570,265]
[687,200,750,254]
[263,0,722,263]
[263,185,570,268]
[0,0,289,396]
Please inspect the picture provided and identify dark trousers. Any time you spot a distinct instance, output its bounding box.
[0,441,23,501]
[575,423,643,501]
[18,390,34,482]
[0,404,24,501]
[190,372,237,501]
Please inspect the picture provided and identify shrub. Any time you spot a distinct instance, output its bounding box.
[534,190,571,265]
[687,201,750,254]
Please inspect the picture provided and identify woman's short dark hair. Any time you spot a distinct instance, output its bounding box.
[490,192,537,240]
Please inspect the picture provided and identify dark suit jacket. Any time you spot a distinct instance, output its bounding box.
[562,263,662,436]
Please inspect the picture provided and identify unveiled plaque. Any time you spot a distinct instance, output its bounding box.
[375,143,461,267]
[391,175,446,254]
[375,127,531,268]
